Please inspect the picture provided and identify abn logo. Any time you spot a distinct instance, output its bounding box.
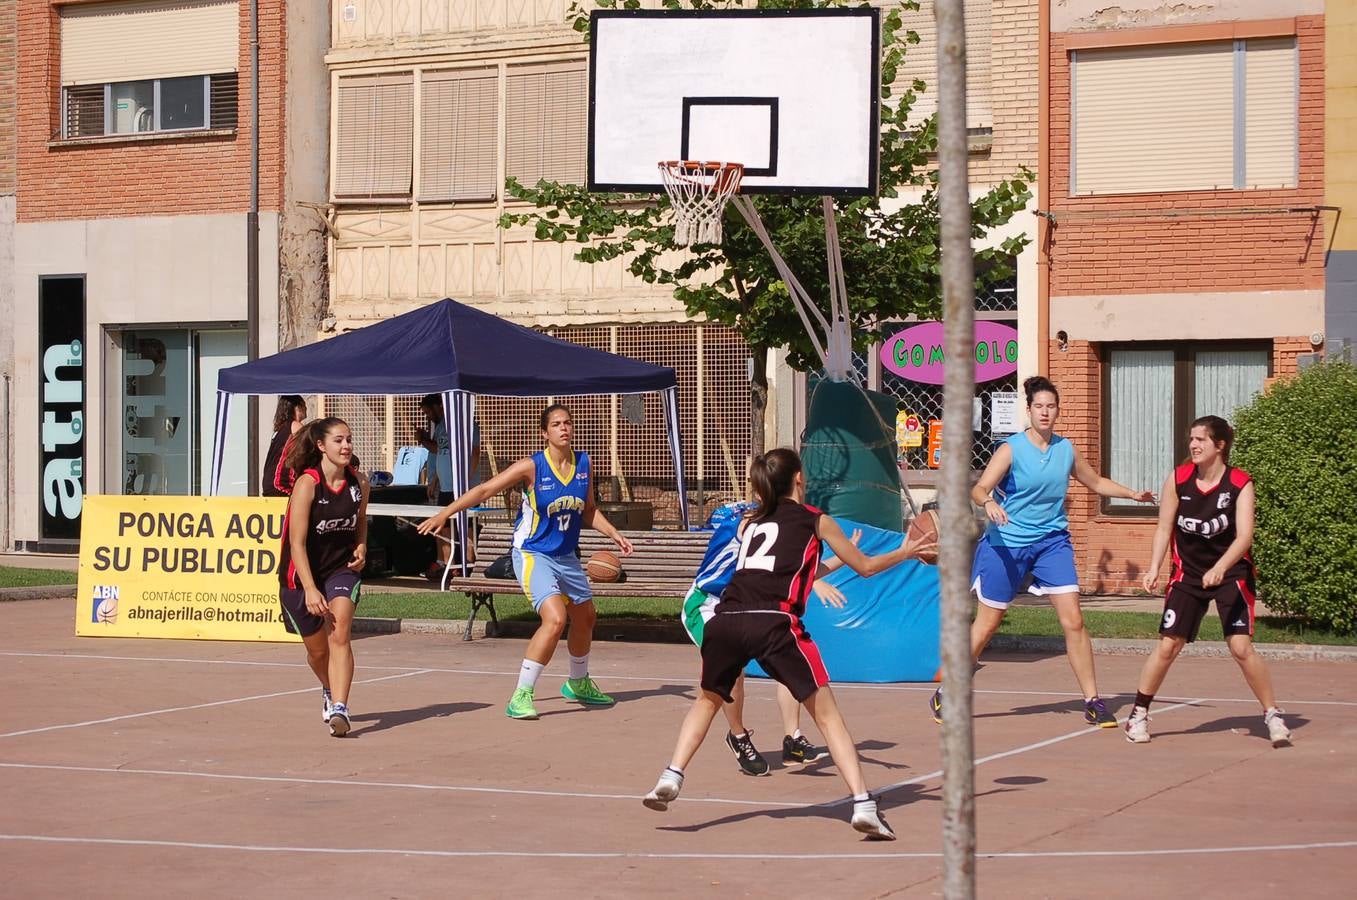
[91,585,120,624]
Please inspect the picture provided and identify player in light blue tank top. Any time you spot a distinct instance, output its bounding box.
[927,377,1155,731]
[419,404,633,721]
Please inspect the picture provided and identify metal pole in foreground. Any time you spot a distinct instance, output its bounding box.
[934,1,977,897]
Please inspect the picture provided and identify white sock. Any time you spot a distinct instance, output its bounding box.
[568,654,589,680]
[517,659,545,691]
[853,793,871,804]
[664,766,684,779]
[791,729,804,740]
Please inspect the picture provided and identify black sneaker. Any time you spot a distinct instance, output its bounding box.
[929,687,943,724]
[724,730,770,777]
[782,733,829,765]
[1084,697,1117,728]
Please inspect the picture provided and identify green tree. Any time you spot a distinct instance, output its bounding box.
[1232,360,1357,634]
[501,0,1032,454]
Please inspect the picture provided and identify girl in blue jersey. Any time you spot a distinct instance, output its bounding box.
[929,377,1154,729]
[420,404,633,720]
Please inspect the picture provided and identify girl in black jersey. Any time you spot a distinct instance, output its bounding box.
[262,395,306,496]
[643,448,930,840]
[1126,416,1291,747]
[278,417,370,737]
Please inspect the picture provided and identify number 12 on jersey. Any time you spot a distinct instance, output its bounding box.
[737,522,779,572]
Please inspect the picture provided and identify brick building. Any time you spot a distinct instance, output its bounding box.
[1041,0,1327,591]
[2,0,16,549]
[7,0,328,550]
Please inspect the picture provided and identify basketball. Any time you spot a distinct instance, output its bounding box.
[906,508,941,565]
[586,550,623,583]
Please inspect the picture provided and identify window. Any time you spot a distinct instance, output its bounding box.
[63,74,237,138]
[335,73,415,199]
[420,69,498,202]
[1103,343,1270,512]
[59,0,239,139]
[506,62,588,187]
[893,0,993,130]
[1073,38,1298,195]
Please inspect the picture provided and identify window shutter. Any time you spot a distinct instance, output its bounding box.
[893,1,992,130]
[65,85,106,137]
[1074,43,1234,195]
[506,62,588,187]
[1243,38,1297,189]
[60,0,239,86]
[209,72,238,130]
[335,73,414,199]
[419,68,498,202]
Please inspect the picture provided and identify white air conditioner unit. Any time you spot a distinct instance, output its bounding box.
[114,98,152,133]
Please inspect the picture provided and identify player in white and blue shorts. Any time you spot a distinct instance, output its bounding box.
[683,501,832,775]
[419,404,633,720]
[929,377,1154,729]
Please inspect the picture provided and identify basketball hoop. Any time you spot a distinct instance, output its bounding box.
[658,161,743,247]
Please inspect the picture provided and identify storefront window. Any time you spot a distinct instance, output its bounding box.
[118,328,246,496]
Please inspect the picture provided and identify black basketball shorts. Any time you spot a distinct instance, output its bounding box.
[699,610,830,704]
[279,569,362,637]
[1160,576,1256,643]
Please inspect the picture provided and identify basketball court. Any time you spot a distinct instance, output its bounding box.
[2,596,1354,898]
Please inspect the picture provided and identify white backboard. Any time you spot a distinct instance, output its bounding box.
[588,8,880,196]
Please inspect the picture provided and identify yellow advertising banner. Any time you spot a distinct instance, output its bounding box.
[76,495,299,642]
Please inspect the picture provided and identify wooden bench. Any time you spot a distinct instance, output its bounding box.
[443,521,711,640]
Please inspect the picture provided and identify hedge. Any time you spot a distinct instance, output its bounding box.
[1232,360,1357,634]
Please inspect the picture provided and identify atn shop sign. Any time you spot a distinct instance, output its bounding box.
[880,321,1019,385]
[39,277,86,542]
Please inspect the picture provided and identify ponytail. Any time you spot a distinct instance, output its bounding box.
[748,447,802,520]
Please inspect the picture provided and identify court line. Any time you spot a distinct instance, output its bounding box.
[835,699,1205,807]
[5,652,1354,707]
[0,833,1352,861]
[0,761,803,809]
[0,670,432,739]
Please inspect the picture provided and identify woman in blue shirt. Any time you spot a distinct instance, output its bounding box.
[420,404,633,720]
[929,377,1154,729]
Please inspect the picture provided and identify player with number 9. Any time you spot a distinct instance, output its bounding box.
[420,403,633,720]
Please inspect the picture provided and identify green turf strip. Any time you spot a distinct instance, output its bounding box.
[356,591,1355,646]
[0,566,79,588]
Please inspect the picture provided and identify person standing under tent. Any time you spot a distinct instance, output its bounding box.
[929,376,1155,729]
[1125,415,1291,746]
[277,417,369,737]
[262,395,306,497]
[645,448,932,840]
[419,403,631,720]
[415,394,481,579]
[684,499,847,776]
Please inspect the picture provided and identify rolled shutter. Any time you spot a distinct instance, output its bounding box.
[1074,43,1234,195]
[1243,37,1297,189]
[419,68,498,202]
[60,0,239,86]
[506,61,588,187]
[894,0,992,130]
[335,73,414,198]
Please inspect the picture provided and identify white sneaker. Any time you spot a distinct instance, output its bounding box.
[643,769,684,812]
[328,702,351,737]
[850,798,896,841]
[322,688,333,723]
[1265,709,1291,747]
[1124,708,1151,744]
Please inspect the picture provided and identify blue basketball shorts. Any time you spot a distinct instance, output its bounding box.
[512,548,593,611]
[970,530,1079,609]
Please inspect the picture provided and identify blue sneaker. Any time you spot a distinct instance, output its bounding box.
[328,702,351,737]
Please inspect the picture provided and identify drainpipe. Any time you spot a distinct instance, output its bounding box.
[246,0,260,494]
[1037,0,1051,375]
[2,373,10,551]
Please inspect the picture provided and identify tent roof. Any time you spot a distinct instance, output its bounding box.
[217,298,677,396]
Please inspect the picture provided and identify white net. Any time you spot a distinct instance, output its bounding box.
[658,161,743,247]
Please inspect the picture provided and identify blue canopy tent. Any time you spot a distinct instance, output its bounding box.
[210,299,690,572]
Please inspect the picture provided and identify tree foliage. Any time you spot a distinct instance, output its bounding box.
[1232,361,1357,634]
[500,0,1032,372]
